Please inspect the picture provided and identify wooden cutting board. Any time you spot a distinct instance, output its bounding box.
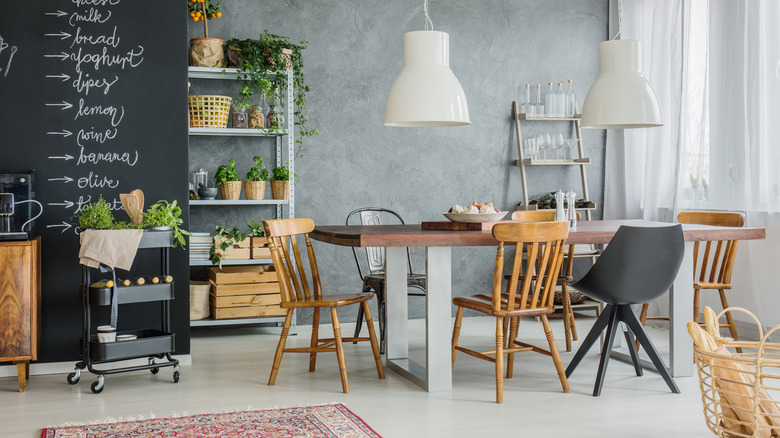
[421,221,504,231]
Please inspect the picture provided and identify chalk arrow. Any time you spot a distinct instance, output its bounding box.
[45,10,68,17]
[46,73,71,82]
[48,176,74,183]
[46,129,72,138]
[48,154,74,161]
[48,200,75,209]
[44,31,72,40]
[46,101,73,111]
[47,222,73,233]
[44,52,69,61]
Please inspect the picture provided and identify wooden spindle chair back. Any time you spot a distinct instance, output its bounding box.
[263,218,322,305]
[678,211,744,291]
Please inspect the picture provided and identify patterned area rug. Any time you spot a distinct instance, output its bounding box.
[41,404,381,438]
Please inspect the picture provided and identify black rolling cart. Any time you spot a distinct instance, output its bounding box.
[67,230,180,393]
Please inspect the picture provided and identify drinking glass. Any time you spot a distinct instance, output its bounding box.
[552,133,564,160]
[537,134,548,161]
[566,139,578,161]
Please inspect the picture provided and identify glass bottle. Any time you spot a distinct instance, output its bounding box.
[266,107,276,129]
[555,83,566,118]
[545,82,556,118]
[565,79,578,117]
[520,83,534,116]
[250,104,264,129]
[535,84,545,117]
[566,190,577,227]
[232,105,248,128]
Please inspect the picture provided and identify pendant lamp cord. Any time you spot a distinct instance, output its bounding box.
[611,0,623,40]
[423,0,434,30]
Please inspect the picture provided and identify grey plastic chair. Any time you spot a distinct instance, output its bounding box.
[347,208,426,354]
[564,225,684,396]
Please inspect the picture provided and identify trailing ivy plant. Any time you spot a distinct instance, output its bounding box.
[245,156,269,182]
[210,224,247,268]
[142,200,191,249]
[77,195,115,230]
[225,30,318,157]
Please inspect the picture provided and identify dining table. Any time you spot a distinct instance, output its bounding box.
[310,219,765,392]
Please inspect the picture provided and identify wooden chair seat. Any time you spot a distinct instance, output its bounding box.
[451,221,570,403]
[263,218,385,394]
[281,293,374,308]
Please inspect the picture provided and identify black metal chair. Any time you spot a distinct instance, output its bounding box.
[347,208,426,354]
[565,225,684,397]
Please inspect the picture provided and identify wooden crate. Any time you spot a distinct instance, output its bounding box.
[251,247,271,259]
[207,265,276,284]
[211,292,281,308]
[210,281,280,296]
[213,237,251,260]
[212,305,287,319]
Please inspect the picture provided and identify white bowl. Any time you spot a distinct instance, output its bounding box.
[442,211,508,223]
[97,325,116,343]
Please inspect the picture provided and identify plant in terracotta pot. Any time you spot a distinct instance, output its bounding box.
[225,30,318,156]
[188,0,225,68]
[215,159,242,200]
[270,164,296,200]
[244,156,269,200]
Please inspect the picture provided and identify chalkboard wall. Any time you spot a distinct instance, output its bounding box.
[0,1,190,362]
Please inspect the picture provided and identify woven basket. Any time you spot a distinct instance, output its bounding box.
[219,181,242,200]
[692,307,780,438]
[554,285,587,305]
[244,181,266,200]
[270,180,289,199]
[188,95,232,128]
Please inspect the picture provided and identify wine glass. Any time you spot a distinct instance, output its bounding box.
[537,134,548,161]
[566,139,578,161]
[552,133,565,160]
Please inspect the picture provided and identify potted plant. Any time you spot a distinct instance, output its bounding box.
[244,156,269,200]
[141,200,191,249]
[188,0,225,68]
[77,195,115,230]
[270,164,296,200]
[246,218,270,259]
[210,225,249,267]
[215,159,242,200]
[225,30,318,156]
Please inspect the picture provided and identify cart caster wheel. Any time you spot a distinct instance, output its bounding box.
[91,380,104,394]
[67,372,80,385]
[173,370,180,383]
[150,367,159,374]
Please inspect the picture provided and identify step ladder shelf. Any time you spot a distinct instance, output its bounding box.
[516,158,591,166]
[516,113,583,121]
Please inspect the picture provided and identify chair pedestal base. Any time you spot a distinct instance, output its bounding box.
[565,304,679,397]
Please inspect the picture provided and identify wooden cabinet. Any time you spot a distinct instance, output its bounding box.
[0,237,41,392]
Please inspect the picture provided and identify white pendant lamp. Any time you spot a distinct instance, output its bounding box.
[383,1,470,127]
[581,0,662,129]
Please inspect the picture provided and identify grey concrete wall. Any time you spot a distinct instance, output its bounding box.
[188,0,608,323]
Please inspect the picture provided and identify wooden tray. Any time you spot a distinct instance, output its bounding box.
[421,221,504,231]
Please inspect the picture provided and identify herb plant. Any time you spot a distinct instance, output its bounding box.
[246,218,265,237]
[215,159,240,185]
[142,200,191,248]
[210,224,247,267]
[271,164,297,181]
[78,196,115,230]
[245,156,269,182]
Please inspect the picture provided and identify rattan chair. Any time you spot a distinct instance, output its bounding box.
[639,211,745,343]
[263,218,385,393]
[451,221,571,403]
[347,208,426,354]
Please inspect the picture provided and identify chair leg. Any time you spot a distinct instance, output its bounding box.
[622,325,643,376]
[362,301,385,379]
[353,302,365,344]
[566,304,614,378]
[719,289,739,340]
[506,317,520,379]
[309,307,320,372]
[593,305,620,397]
[620,306,679,394]
[637,303,649,351]
[378,285,386,355]
[495,317,504,404]
[452,306,464,369]
[541,315,570,393]
[269,308,294,386]
[331,307,349,393]
[561,282,573,351]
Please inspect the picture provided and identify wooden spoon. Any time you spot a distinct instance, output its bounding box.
[130,189,144,224]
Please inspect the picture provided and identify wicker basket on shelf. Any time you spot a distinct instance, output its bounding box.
[689,306,780,438]
[188,95,232,128]
[244,181,266,200]
[219,181,242,200]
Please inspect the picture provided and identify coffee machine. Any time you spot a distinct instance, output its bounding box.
[0,171,42,241]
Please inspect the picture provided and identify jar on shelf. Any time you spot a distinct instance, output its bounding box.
[232,105,249,128]
[265,108,276,129]
[250,104,264,129]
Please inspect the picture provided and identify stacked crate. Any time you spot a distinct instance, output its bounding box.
[207,265,286,319]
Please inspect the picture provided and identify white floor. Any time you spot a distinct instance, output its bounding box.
[1,315,712,437]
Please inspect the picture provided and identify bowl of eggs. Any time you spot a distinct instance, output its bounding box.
[443,200,507,223]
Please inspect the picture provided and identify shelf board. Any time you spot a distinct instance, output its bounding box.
[189,127,286,137]
[516,203,597,212]
[189,258,272,267]
[190,199,288,206]
[515,113,582,121]
[187,66,284,80]
[190,316,286,327]
[516,158,591,166]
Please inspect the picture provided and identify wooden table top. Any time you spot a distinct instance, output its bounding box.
[310,219,766,248]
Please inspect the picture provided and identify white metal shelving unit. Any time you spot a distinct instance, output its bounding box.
[188,66,295,328]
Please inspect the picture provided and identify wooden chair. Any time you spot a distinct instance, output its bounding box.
[263,218,385,393]
[639,211,745,343]
[511,210,580,351]
[451,221,570,403]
